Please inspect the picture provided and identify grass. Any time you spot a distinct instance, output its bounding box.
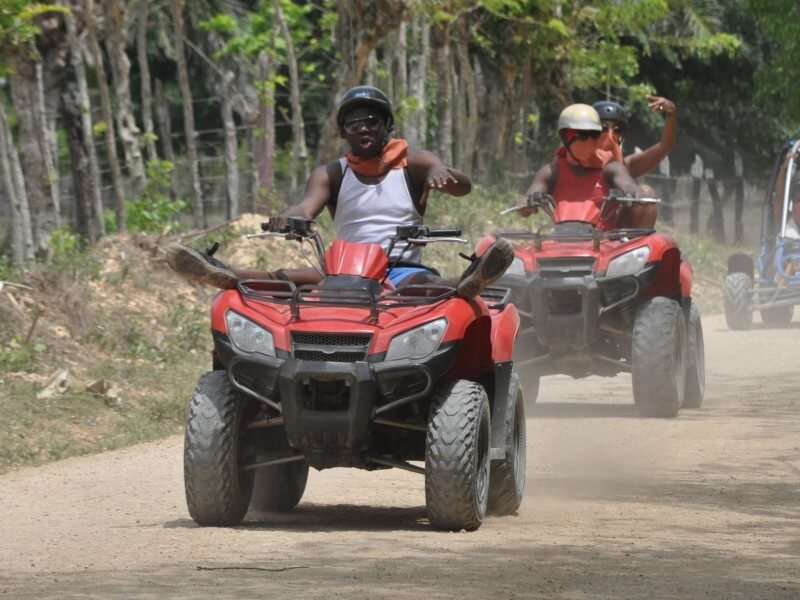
[0,357,204,472]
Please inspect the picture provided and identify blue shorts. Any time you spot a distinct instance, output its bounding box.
[386,266,435,287]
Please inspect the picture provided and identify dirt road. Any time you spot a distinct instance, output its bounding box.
[1,314,799,599]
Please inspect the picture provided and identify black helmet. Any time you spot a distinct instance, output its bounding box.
[592,100,628,126]
[336,85,394,131]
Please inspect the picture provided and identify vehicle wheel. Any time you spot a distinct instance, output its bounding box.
[760,304,794,326]
[683,301,705,409]
[631,298,687,418]
[724,272,752,330]
[425,380,491,531]
[184,371,254,526]
[250,460,309,513]
[488,371,526,515]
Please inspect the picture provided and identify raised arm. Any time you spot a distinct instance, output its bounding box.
[407,150,472,204]
[625,95,677,179]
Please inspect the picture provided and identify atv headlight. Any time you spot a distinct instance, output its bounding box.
[385,318,447,361]
[505,257,526,278]
[606,246,650,277]
[225,311,275,356]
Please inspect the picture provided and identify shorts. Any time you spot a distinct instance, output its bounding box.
[386,266,437,287]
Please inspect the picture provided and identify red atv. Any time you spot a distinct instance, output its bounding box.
[486,192,704,418]
[183,218,525,531]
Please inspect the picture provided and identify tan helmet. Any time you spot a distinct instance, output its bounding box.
[558,104,602,132]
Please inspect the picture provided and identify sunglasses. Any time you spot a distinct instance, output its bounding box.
[602,123,625,139]
[343,115,383,135]
[566,129,601,142]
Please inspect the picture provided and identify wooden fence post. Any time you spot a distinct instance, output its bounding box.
[734,151,744,244]
[658,156,672,224]
[690,154,703,234]
[706,168,725,243]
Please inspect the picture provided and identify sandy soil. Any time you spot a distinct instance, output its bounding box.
[1,314,799,599]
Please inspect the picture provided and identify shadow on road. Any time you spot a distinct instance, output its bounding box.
[163,503,429,532]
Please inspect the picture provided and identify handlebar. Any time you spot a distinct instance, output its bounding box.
[394,225,463,239]
[501,191,661,217]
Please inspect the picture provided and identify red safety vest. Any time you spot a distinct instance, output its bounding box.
[551,155,614,230]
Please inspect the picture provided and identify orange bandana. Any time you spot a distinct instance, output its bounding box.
[556,144,615,169]
[346,138,408,176]
[598,130,624,163]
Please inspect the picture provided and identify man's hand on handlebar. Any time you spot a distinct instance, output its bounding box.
[512,191,549,217]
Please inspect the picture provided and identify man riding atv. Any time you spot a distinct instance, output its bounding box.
[167,85,514,298]
[593,95,677,229]
[516,103,640,224]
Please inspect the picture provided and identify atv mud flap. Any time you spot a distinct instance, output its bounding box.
[528,276,602,348]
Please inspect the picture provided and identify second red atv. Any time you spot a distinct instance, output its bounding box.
[183,218,525,531]
[485,192,705,418]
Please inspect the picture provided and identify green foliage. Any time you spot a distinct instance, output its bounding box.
[0,2,68,71]
[126,160,186,234]
[103,209,118,235]
[0,334,46,371]
[749,0,800,122]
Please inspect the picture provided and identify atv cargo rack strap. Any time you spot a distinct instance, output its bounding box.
[291,285,379,323]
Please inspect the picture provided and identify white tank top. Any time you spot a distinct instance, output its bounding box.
[333,158,423,262]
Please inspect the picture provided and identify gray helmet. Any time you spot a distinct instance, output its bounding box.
[593,101,628,126]
[336,85,394,131]
[557,104,602,132]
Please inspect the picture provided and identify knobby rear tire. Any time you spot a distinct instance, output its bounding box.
[683,301,705,409]
[724,272,753,330]
[488,371,526,515]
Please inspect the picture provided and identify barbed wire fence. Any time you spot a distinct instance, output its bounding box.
[1,96,769,248]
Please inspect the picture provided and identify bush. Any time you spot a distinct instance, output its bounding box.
[127,160,186,234]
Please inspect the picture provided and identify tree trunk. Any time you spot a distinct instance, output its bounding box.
[405,16,429,149]
[85,0,127,231]
[154,78,178,196]
[455,18,477,174]
[136,0,158,162]
[315,0,406,163]
[37,10,68,226]
[105,0,146,197]
[35,61,61,228]
[431,24,453,165]
[9,59,56,254]
[221,71,239,219]
[255,49,276,213]
[62,92,96,242]
[245,126,260,214]
[0,101,34,264]
[392,22,407,121]
[170,0,205,227]
[64,7,105,235]
[274,0,309,197]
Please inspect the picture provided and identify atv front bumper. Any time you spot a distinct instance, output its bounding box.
[506,264,658,350]
[212,331,458,468]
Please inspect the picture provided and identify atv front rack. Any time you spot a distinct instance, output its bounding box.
[497,225,655,251]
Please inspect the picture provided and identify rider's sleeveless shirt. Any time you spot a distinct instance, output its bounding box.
[333,157,423,262]
[551,155,614,230]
